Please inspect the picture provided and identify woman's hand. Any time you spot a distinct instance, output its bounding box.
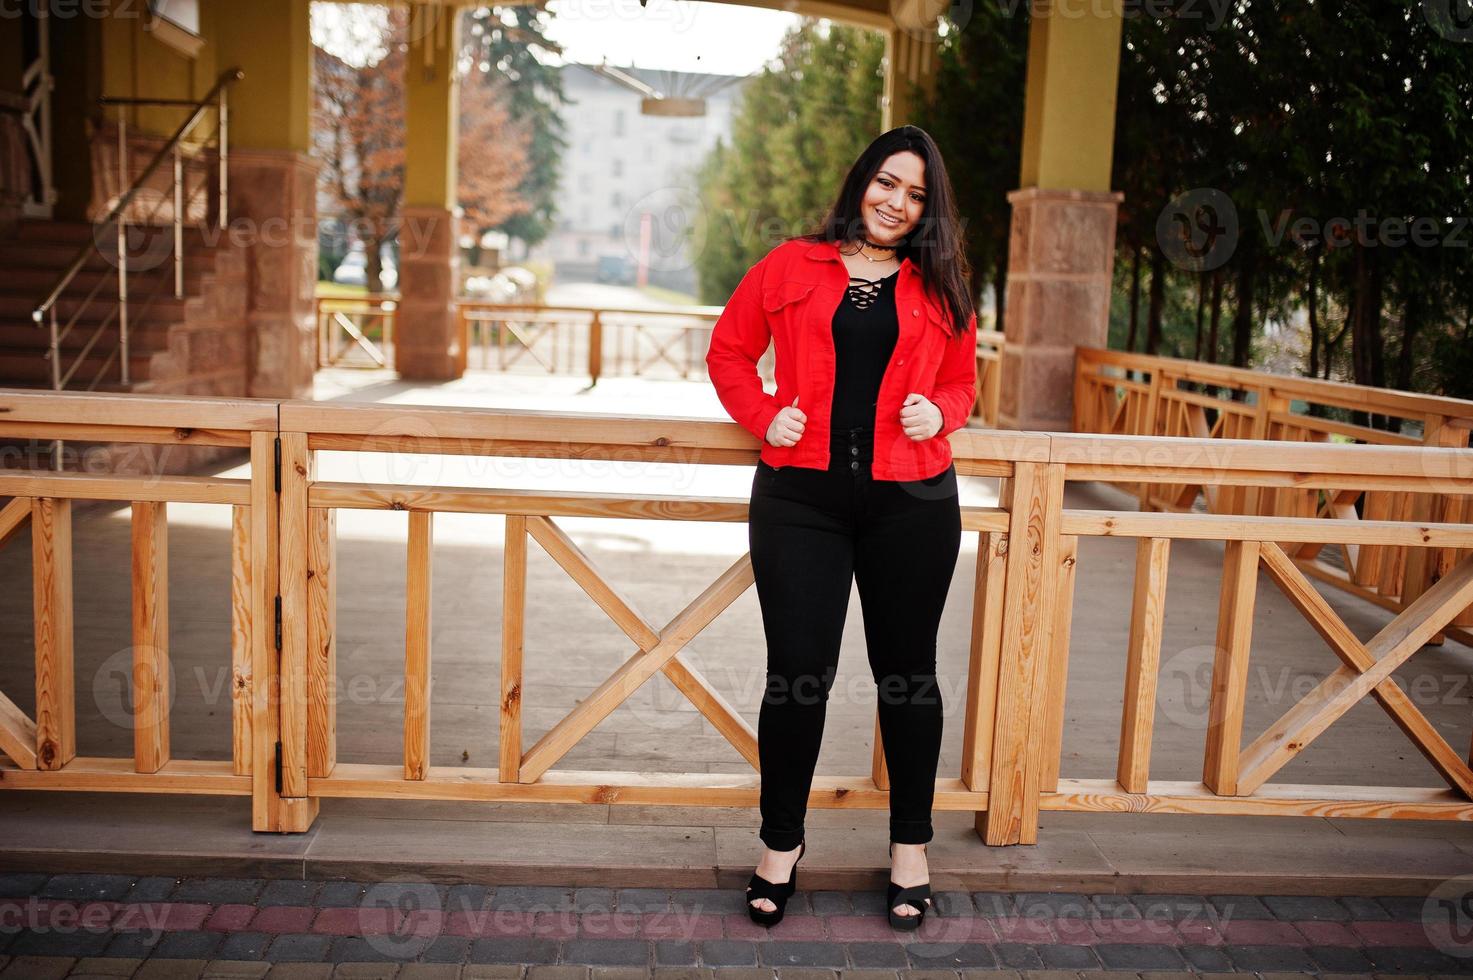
[899,393,943,441]
[765,395,806,447]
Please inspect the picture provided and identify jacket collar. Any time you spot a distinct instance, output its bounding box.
[802,237,918,279]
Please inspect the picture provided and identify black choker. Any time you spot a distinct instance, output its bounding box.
[859,237,896,251]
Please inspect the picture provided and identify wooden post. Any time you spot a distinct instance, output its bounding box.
[405,510,433,780]
[1117,537,1171,793]
[131,501,169,773]
[963,531,1008,840]
[982,462,1066,845]
[1203,539,1260,796]
[252,431,319,832]
[501,515,527,781]
[589,311,603,385]
[32,497,74,771]
[871,713,889,791]
[230,505,252,777]
[307,507,337,778]
[1039,535,1079,793]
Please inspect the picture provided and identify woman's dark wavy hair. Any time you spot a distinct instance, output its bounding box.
[797,125,973,340]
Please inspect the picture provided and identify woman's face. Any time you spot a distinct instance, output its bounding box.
[860,150,927,246]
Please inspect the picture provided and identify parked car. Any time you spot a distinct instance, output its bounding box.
[333,249,398,290]
[596,254,637,286]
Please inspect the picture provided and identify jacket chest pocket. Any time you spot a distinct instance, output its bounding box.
[762,280,817,327]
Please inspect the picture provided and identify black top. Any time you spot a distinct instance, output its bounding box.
[829,268,900,429]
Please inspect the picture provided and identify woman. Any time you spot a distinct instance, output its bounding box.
[704,125,977,931]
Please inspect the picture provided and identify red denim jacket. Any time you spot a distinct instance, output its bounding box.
[705,237,978,481]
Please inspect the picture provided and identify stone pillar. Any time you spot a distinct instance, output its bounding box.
[999,0,1124,432]
[396,3,463,381]
[1000,188,1121,431]
[229,148,319,399]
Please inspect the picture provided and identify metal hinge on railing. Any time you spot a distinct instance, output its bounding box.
[274,740,283,794]
[273,595,282,651]
[273,436,281,493]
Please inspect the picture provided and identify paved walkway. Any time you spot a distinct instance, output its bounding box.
[2,870,1472,976]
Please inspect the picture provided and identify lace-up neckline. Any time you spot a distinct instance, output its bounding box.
[844,269,899,310]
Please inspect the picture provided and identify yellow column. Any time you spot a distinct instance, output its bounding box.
[997,0,1124,434]
[397,2,464,380]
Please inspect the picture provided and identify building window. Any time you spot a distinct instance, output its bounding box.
[611,192,623,209]
[611,158,623,177]
[613,110,625,137]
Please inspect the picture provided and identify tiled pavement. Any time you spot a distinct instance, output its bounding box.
[2,874,1473,977]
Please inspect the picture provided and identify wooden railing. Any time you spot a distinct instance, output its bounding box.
[315,294,397,369]
[1,388,1469,843]
[1076,347,1473,645]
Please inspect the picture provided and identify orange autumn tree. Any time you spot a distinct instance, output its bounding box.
[314,6,531,292]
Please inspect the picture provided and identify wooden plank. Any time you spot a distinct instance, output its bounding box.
[307,508,337,779]
[277,432,311,800]
[983,462,1066,845]
[230,505,252,777]
[1117,538,1171,793]
[0,472,249,505]
[1044,778,1473,820]
[517,553,754,783]
[0,388,277,431]
[405,510,433,781]
[131,501,169,774]
[1202,540,1260,796]
[310,483,1010,535]
[32,497,74,771]
[0,689,37,770]
[307,764,988,809]
[1236,552,1473,794]
[250,431,317,832]
[1295,557,1473,649]
[1039,535,1079,793]
[1256,542,1473,798]
[1058,509,1473,547]
[0,421,253,448]
[960,531,1007,794]
[500,515,527,782]
[0,757,249,794]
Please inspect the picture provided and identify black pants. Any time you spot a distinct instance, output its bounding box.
[747,423,962,849]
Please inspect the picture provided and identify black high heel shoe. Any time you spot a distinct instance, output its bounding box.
[887,842,933,932]
[745,839,806,928]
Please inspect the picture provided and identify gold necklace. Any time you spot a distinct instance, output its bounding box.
[848,239,895,265]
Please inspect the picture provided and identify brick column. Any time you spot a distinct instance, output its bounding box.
[229,148,319,399]
[999,187,1122,432]
[395,205,462,379]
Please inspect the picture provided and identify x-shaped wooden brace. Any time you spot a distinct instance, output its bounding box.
[1232,541,1473,797]
[630,324,689,377]
[0,498,38,769]
[499,318,557,373]
[515,515,758,783]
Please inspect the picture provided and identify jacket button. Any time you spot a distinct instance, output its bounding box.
[898,359,905,366]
